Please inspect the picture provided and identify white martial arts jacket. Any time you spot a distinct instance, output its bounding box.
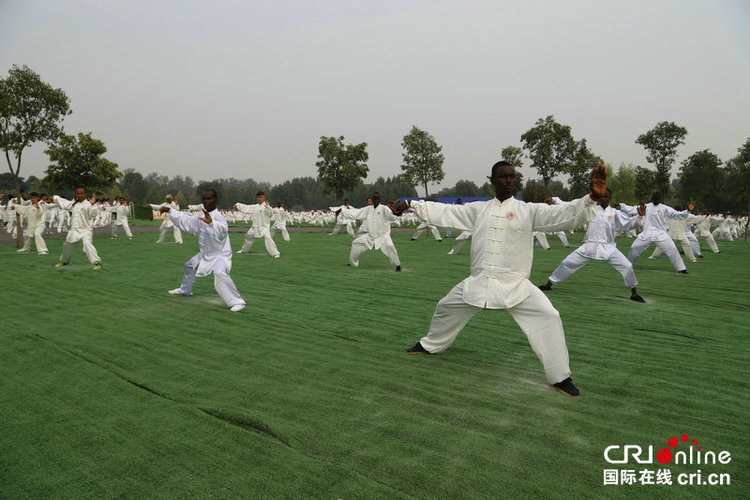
[13,203,45,230]
[168,208,233,277]
[53,196,98,242]
[410,195,597,309]
[341,204,398,249]
[150,201,179,227]
[638,203,689,241]
[577,206,641,260]
[236,202,273,237]
[110,204,130,225]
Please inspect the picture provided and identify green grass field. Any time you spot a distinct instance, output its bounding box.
[1,229,748,498]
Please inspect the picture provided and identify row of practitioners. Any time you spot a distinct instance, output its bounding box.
[9,169,738,401]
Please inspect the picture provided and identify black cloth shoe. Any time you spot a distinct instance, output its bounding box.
[630,294,646,303]
[406,342,430,354]
[538,283,552,291]
[551,377,580,397]
[395,265,401,272]
[678,269,689,274]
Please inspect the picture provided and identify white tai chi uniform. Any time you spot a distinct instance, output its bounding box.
[648,217,696,263]
[330,204,356,236]
[411,222,443,241]
[236,202,280,257]
[549,205,641,289]
[14,202,49,254]
[149,201,183,243]
[110,204,133,239]
[448,231,472,255]
[270,206,291,241]
[409,194,597,384]
[341,204,401,268]
[166,207,245,310]
[53,196,102,265]
[627,203,689,272]
[694,216,720,253]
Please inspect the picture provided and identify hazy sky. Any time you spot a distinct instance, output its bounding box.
[2,0,749,193]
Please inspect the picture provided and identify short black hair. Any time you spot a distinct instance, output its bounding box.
[29,192,39,198]
[256,190,265,197]
[203,189,218,199]
[491,160,514,178]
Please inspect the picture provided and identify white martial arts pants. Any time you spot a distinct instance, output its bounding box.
[111,221,133,239]
[20,226,49,253]
[553,231,570,248]
[60,234,101,265]
[697,233,719,253]
[330,222,354,236]
[240,231,280,257]
[412,223,442,241]
[270,227,290,241]
[628,237,686,271]
[686,232,702,257]
[157,222,183,243]
[534,232,550,250]
[349,235,401,267]
[649,237,696,263]
[449,232,472,255]
[419,281,571,384]
[550,248,637,288]
[177,256,245,309]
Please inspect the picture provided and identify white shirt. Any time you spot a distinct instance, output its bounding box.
[168,208,233,277]
[410,195,597,309]
[640,203,689,241]
[53,196,98,241]
[341,204,398,249]
[577,205,641,259]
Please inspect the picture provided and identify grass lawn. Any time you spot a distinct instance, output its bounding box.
[1,229,748,498]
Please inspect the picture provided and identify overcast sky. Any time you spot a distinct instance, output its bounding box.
[2,0,749,193]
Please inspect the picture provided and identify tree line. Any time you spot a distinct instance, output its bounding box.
[3,65,749,218]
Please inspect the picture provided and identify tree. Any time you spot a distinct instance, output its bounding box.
[607,163,638,205]
[316,135,369,203]
[725,138,750,241]
[678,149,724,210]
[521,179,547,203]
[634,166,656,201]
[452,179,480,197]
[43,132,122,193]
[500,145,524,170]
[0,65,71,246]
[400,126,445,197]
[119,169,149,204]
[635,121,687,195]
[520,115,577,192]
[567,139,602,198]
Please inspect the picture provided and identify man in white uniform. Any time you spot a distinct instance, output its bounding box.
[330,199,356,236]
[339,192,402,271]
[627,192,695,273]
[12,192,49,254]
[160,189,245,312]
[148,194,183,244]
[538,189,646,303]
[110,196,133,239]
[270,201,291,241]
[235,191,280,258]
[52,187,103,270]
[396,161,607,398]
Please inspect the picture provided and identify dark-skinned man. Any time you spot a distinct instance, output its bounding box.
[338,192,402,271]
[160,189,246,312]
[393,161,607,397]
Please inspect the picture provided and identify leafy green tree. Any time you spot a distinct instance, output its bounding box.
[678,150,724,210]
[316,135,369,203]
[0,65,71,245]
[451,179,480,197]
[567,139,602,198]
[119,169,149,204]
[607,163,638,205]
[634,166,656,201]
[521,179,548,203]
[546,180,569,200]
[725,138,750,240]
[400,126,445,197]
[635,121,687,195]
[43,132,122,192]
[500,145,524,169]
[520,115,576,191]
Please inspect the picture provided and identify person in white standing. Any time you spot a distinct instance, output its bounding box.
[270,201,291,241]
[395,161,608,398]
[11,192,49,254]
[52,187,103,270]
[161,189,245,312]
[110,196,133,239]
[148,194,183,244]
[538,189,646,303]
[235,191,280,258]
[338,192,402,271]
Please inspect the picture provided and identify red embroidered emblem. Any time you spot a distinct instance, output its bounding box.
[506,212,515,220]
[607,215,613,220]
